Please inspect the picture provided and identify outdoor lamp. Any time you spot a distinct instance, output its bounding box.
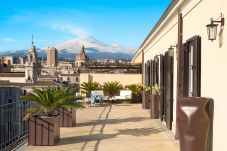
[206,13,225,41]
[154,56,159,62]
[168,45,176,57]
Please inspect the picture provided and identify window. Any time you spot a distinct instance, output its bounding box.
[8,89,13,96]
[182,36,201,97]
[67,77,70,83]
[8,98,13,103]
[23,90,27,95]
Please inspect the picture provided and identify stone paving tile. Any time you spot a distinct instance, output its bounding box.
[24,104,179,151]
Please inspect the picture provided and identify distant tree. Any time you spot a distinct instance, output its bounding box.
[102,81,123,98]
[80,82,100,97]
[125,83,143,96]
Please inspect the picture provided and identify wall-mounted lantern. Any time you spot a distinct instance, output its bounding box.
[154,55,159,62]
[206,13,225,42]
[168,45,176,56]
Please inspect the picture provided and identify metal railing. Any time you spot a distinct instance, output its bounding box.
[0,101,34,151]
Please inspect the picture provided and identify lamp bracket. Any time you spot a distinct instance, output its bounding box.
[210,13,225,27]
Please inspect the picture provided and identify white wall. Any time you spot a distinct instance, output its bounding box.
[80,73,142,86]
[182,0,227,150]
[0,77,26,83]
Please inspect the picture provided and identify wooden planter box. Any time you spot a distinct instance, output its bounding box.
[28,115,60,146]
[57,108,76,127]
[142,90,150,109]
[149,95,160,119]
[177,97,213,151]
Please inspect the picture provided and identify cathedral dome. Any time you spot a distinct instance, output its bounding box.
[75,45,89,61]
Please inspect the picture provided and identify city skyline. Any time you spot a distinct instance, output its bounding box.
[0,0,171,52]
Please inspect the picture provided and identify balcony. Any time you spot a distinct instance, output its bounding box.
[0,101,34,151]
[21,104,179,151]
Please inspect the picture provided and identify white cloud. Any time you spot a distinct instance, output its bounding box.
[42,20,89,37]
[0,38,17,43]
[4,10,89,37]
[39,20,89,37]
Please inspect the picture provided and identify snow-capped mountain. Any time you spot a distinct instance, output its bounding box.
[56,36,135,54]
[0,36,135,60]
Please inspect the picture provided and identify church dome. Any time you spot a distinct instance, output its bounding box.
[75,45,89,61]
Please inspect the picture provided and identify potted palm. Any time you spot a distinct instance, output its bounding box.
[149,83,160,119]
[55,86,84,127]
[142,85,150,109]
[21,87,84,146]
[102,81,123,103]
[125,84,143,103]
[80,81,100,97]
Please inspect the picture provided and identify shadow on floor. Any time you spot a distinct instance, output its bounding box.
[117,127,163,136]
[58,134,118,145]
[57,104,163,151]
[76,117,150,127]
[58,127,162,146]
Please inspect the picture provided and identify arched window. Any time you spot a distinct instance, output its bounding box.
[30,54,33,62]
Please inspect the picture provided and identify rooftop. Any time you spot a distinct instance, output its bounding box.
[24,104,179,151]
[0,72,25,77]
[0,80,61,87]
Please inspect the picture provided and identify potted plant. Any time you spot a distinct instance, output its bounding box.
[142,85,150,109]
[149,83,160,119]
[21,87,84,146]
[125,84,143,103]
[102,81,123,103]
[80,81,100,97]
[55,86,84,127]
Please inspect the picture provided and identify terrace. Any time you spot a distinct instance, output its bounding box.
[21,104,179,151]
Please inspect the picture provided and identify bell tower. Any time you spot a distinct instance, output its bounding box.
[25,35,40,83]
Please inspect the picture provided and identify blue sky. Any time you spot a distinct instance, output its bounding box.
[0,0,171,52]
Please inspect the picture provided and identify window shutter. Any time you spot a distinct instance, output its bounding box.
[156,57,159,84]
[150,60,154,86]
[147,61,151,86]
[160,54,165,121]
[192,36,201,97]
[183,43,189,96]
[149,60,152,86]
[178,43,186,98]
[153,58,156,85]
[165,51,174,130]
[144,62,147,86]
[153,56,159,84]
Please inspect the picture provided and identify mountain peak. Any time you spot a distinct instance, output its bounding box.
[56,36,135,54]
[0,36,134,60]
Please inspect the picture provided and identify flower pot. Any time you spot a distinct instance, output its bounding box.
[57,108,76,127]
[131,93,142,103]
[149,95,160,119]
[28,115,60,146]
[177,97,212,151]
[142,90,150,109]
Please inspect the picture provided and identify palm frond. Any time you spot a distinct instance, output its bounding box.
[21,86,85,117]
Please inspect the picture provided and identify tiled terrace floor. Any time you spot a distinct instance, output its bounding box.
[24,104,179,151]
